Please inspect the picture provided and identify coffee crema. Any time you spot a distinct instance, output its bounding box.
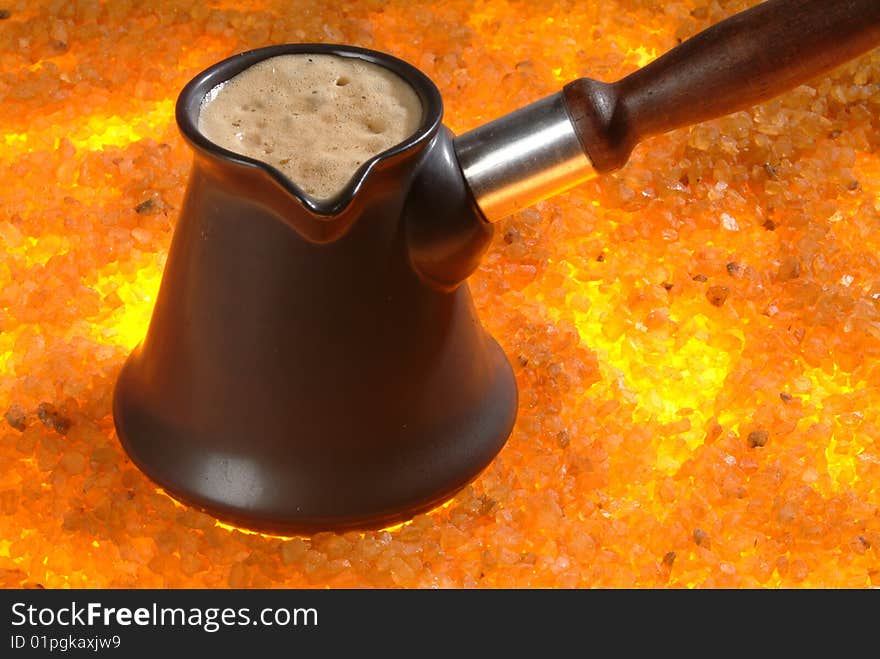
[198,53,423,200]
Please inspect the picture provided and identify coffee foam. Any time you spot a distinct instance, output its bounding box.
[197,53,423,200]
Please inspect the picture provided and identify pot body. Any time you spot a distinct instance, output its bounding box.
[113,44,517,533]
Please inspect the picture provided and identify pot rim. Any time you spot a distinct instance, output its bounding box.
[175,43,444,217]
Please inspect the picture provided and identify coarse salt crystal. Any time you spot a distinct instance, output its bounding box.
[721,213,739,231]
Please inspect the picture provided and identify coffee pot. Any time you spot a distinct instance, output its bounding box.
[113,0,880,533]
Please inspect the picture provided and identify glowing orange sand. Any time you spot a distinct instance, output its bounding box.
[1,0,878,588]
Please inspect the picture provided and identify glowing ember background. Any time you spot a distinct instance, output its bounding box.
[2,0,879,588]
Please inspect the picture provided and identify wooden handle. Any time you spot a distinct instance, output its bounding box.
[563,0,880,173]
